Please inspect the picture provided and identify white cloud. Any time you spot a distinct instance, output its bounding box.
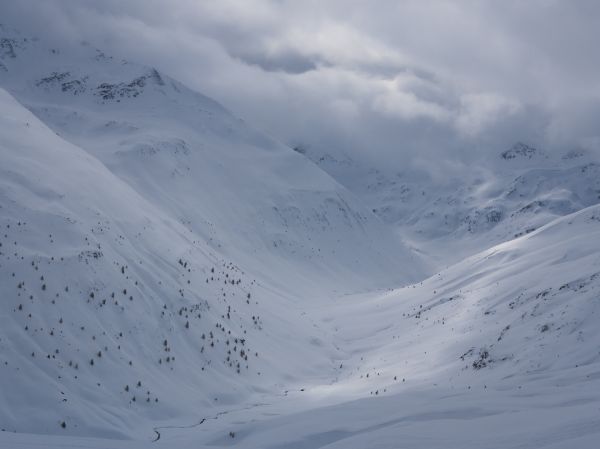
[2,0,600,162]
[456,93,522,137]
[373,88,450,122]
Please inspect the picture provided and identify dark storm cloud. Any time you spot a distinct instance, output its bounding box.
[229,48,321,74]
[2,0,600,165]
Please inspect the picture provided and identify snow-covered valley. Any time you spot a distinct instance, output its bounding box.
[1,24,599,449]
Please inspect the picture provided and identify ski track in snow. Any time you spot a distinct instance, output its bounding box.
[151,402,271,442]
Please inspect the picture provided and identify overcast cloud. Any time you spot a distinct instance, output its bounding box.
[3,0,600,166]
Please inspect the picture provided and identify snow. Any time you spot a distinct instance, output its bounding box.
[1,24,600,449]
[302,144,600,270]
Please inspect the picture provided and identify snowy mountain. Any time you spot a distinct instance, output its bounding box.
[302,142,600,269]
[0,26,421,438]
[0,25,422,294]
[1,23,600,449]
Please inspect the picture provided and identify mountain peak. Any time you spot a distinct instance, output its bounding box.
[500,142,545,160]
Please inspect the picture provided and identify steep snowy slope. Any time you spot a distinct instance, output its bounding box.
[0,87,348,437]
[0,25,423,296]
[301,143,600,269]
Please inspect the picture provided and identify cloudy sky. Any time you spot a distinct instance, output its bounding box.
[4,1,600,165]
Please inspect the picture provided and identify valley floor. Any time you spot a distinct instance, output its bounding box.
[3,379,600,449]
